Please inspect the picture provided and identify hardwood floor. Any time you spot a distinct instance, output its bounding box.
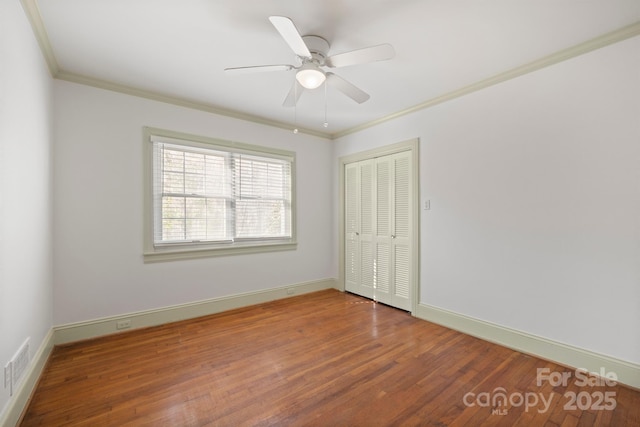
[20,290,639,426]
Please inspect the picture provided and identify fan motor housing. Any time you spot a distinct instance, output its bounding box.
[302,35,330,63]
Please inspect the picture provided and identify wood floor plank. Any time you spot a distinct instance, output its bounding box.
[20,290,640,426]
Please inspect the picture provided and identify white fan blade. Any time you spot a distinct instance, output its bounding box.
[225,64,293,74]
[326,44,395,68]
[269,16,312,59]
[326,73,370,104]
[283,81,304,107]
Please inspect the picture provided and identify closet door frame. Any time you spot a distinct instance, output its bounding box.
[338,138,420,315]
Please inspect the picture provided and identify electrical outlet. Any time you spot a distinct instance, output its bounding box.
[116,319,132,330]
[286,288,295,295]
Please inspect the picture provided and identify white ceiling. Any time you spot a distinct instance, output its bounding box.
[30,0,640,137]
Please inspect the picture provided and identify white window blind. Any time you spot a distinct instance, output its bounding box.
[235,154,291,239]
[151,139,292,248]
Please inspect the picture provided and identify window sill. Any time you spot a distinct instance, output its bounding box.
[143,240,297,263]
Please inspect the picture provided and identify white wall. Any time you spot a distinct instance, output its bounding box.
[334,37,640,364]
[53,81,334,325]
[0,0,54,419]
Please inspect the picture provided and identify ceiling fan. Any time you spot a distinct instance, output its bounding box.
[224,16,395,106]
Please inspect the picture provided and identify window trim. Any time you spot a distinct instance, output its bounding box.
[143,127,297,262]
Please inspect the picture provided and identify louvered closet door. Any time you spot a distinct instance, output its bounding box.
[344,159,375,299]
[344,162,360,295]
[344,151,412,311]
[358,159,376,299]
[390,151,412,310]
[373,152,412,310]
[373,156,392,305]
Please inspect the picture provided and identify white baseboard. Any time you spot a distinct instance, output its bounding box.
[0,328,55,427]
[1,279,336,426]
[54,278,337,345]
[6,282,635,427]
[414,303,640,389]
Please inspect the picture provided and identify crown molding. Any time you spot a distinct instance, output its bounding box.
[331,21,640,139]
[19,1,330,140]
[20,0,59,75]
[19,0,639,141]
[55,71,331,139]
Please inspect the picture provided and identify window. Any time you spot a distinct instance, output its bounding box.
[144,127,296,262]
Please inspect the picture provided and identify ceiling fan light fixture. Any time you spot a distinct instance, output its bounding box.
[296,64,326,89]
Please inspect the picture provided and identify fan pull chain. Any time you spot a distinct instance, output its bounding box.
[323,81,329,128]
[293,82,299,134]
